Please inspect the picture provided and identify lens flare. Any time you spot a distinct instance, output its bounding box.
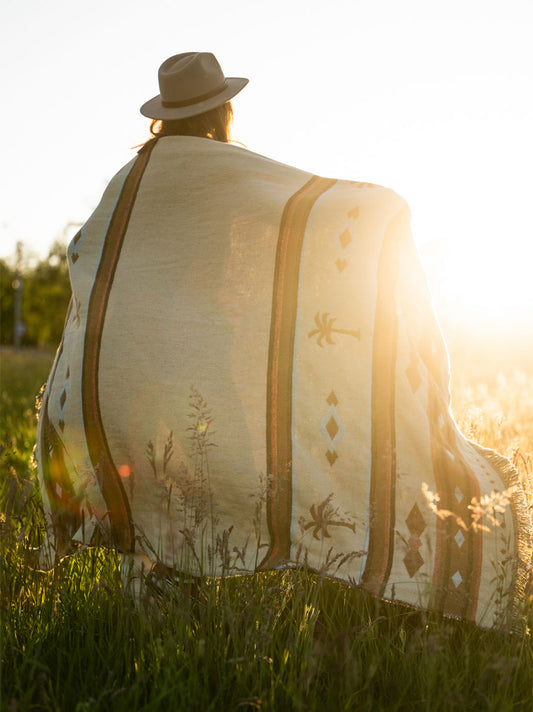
[118,464,132,478]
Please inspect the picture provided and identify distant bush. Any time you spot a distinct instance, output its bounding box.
[0,258,15,344]
[0,242,71,349]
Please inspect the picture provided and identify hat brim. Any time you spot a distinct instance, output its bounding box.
[140,76,249,120]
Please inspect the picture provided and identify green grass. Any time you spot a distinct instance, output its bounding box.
[1,347,532,711]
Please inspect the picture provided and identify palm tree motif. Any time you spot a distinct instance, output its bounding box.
[303,494,357,539]
[308,312,360,347]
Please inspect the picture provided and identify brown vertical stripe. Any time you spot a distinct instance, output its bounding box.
[361,209,403,596]
[82,141,156,552]
[260,175,337,570]
[428,394,482,620]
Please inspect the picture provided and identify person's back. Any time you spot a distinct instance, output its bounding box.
[35,52,532,631]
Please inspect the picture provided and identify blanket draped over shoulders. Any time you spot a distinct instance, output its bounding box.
[35,136,532,630]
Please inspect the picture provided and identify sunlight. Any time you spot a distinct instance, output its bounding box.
[1,0,531,348]
[426,237,533,329]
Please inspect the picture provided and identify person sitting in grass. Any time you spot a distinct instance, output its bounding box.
[36,51,532,631]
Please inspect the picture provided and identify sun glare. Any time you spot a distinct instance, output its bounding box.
[429,240,533,330]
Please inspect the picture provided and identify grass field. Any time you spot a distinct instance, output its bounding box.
[1,345,532,711]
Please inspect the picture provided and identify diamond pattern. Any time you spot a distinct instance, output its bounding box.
[325,450,338,466]
[319,392,346,466]
[335,258,347,273]
[455,529,465,548]
[403,549,424,578]
[326,416,339,441]
[57,367,70,430]
[403,503,427,578]
[452,571,463,588]
[70,228,84,264]
[339,229,352,250]
[58,366,70,420]
[406,503,426,537]
[327,391,339,407]
[334,207,359,272]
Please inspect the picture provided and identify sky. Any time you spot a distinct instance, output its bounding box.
[2,0,532,332]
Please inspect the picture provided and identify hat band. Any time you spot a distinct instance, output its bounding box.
[161,80,228,109]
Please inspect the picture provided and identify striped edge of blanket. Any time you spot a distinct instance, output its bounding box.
[261,175,337,570]
[81,140,158,553]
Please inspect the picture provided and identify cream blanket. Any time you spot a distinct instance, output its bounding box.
[36,136,531,629]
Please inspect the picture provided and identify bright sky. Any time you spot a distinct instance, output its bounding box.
[2,0,532,330]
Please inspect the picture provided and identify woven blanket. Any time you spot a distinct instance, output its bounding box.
[36,136,531,629]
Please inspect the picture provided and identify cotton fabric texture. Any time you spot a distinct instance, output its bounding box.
[36,137,531,630]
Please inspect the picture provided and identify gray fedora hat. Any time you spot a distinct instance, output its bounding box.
[140,52,248,120]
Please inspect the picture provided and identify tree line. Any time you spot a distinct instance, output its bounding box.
[1,242,71,349]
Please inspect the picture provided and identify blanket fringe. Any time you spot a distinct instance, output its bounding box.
[471,441,533,632]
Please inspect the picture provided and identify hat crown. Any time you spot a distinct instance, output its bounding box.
[158,52,226,105]
[140,51,248,120]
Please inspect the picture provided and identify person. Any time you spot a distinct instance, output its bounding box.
[35,52,531,630]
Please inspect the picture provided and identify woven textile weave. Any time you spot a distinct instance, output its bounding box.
[36,136,531,629]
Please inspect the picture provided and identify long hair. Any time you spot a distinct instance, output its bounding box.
[149,102,233,143]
